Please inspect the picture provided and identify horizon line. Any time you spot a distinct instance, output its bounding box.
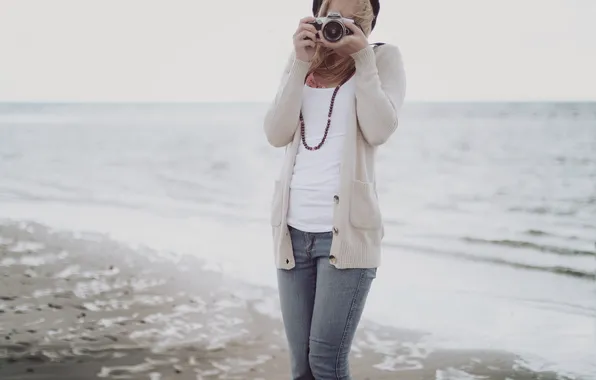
[1,100,595,105]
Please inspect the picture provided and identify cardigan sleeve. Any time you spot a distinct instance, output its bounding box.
[350,44,407,146]
[263,52,311,148]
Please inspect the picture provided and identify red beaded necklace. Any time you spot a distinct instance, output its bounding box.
[300,71,354,151]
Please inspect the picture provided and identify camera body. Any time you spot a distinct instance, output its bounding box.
[308,11,355,42]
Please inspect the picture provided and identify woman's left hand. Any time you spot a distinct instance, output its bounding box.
[320,20,368,56]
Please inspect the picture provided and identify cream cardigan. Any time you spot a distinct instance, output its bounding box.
[264,44,406,269]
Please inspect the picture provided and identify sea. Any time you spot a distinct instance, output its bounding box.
[0,102,595,378]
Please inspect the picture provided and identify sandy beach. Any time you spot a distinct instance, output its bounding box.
[0,220,575,380]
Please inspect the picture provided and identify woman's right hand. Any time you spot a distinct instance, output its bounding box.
[293,17,319,62]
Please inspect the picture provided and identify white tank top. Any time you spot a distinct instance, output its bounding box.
[287,76,355,233]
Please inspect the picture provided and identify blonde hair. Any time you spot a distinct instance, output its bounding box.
[308,0,375,85]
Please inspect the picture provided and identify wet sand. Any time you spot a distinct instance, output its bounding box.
[0,221,573,379]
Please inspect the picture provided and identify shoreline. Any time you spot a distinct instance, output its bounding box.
[0,220,582,379]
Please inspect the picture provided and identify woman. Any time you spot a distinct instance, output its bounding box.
[263,0,405,378]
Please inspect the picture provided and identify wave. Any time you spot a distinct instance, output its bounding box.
[462,237,595,257]
[384,242,595,281]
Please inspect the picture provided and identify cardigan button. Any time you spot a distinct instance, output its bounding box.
[333,195,339,204]
[286,259,290,264]
[329,255,337,264]
[332,227,339,235]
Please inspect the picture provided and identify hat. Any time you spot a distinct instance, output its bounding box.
[312,0,380,30]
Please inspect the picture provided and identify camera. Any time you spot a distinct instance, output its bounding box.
[308,11,355,42]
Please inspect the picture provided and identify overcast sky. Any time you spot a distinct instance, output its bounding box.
[0,0,595,102]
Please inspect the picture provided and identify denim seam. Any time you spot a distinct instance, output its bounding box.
[335,269,366,379]
[303,232,312,259]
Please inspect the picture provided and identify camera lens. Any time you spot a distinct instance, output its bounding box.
[322,21,344,42]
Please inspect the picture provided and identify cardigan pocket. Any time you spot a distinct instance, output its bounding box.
[270,180,282,227]
[349,180,382,230]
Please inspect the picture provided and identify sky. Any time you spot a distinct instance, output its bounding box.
[0,0,595,102]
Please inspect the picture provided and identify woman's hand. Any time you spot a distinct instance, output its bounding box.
[293,17,319,62]
[320,20,368,57]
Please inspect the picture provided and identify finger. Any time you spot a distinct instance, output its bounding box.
[294,30,317,42]
[343,19,358,31]
[345,20,365,36]
[299,16,316,25]
[296,39,316,49]
[297,23,318,34]
[320,36,347,49]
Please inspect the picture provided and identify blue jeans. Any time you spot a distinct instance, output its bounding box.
[277,226,377,380]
